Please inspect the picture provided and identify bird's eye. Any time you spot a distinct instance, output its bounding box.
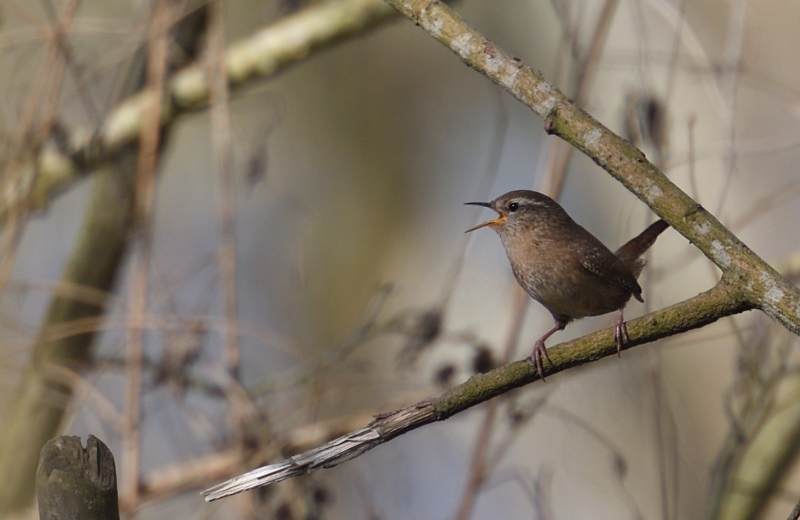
[508,202,519,212]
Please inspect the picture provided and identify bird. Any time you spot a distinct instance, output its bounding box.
[466,190,668,379]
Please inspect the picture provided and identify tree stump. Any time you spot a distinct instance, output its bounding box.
[37,435,119,520]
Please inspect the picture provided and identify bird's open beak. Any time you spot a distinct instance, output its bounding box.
[464,202,505,232]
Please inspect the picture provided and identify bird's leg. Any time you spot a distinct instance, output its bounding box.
[613,308,630,356]
[528,320,566,381]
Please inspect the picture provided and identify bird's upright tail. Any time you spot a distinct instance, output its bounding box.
[615,219,669,278]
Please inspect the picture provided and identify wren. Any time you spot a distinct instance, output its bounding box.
[466,190,668,379]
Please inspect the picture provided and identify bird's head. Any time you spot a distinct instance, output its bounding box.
[465,190,560,234]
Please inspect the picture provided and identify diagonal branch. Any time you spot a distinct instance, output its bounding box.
[203,279,752,500]
[381,0,800,335]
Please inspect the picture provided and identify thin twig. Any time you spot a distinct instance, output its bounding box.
[121,1,173,513]
[541,0,619,196]
[207,0,241,382]
[453,289,527,520]
[0,0,82,295]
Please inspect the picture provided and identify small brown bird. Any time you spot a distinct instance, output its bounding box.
[466,190,668,378]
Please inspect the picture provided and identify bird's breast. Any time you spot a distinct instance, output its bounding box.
[507,245,632,319]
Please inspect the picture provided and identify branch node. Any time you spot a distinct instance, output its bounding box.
[683,203,703,218]
[544,110,559,135]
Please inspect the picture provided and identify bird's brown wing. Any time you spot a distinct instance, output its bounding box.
[580,247,644,302]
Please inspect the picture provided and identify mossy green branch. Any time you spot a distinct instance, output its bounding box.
[382,0,800,335]
[204,279,752,499]
[433,278,751,418]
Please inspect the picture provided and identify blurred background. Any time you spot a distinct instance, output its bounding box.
[2,0,800,518]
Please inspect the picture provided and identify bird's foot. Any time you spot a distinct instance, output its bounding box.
[613,313,630,356]
[528,340,553,381]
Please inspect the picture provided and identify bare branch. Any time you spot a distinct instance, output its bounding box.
[11,0,401,228]
[203,280,751,500]
[120,0,174,512]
